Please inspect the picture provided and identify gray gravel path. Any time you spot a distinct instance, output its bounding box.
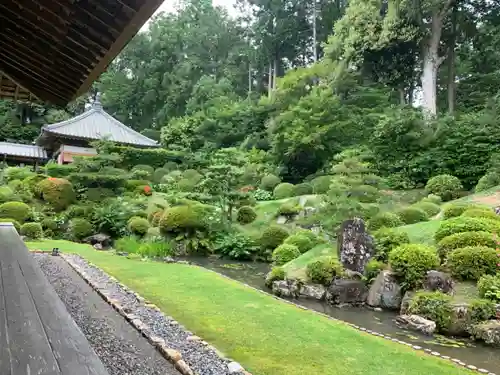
[35,254,178,375]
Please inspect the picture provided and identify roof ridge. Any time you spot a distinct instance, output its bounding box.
[43,109,96,130]
[100,111,158,145]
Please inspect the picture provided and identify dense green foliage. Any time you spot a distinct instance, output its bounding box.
[237,206,257,224]
[0,201,31,223]
[373,228,410,263]
[69,218,93,241]
[284,234,313,254]
[265,266,286,288]
[364,259,387,283]
[425,175,463,202]
[478,275,500,302]
[368,212,403,231]
[388,244,440,290]
[260,226,289,252]
[436,231,496,261]
[408,292,453,332]
[396,207,429,225]
[272,244,301,266]
[434,217,500,242]
[447,246,498,281]
[20,222,43,239]
[306,256,342,286]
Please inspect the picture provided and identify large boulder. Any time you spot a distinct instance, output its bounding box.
[446,303,471,336]
[84,233,111,249]
[423,270,454,294]
[299,284,327,301]
[395,315,436,335]
[337,218,374,274]
[470,320,500,346]
[326,279,368,305]
[367,271,403,310]
[272,280,301,298]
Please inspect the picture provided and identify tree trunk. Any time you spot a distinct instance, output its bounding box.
[268,62,273,98]
[447,5,457,114]
[399,86,405,106]
[420,10,447,118]
[273,58,278,90]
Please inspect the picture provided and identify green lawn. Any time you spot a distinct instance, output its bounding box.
[397,220,442,245]
[27,239,473,375]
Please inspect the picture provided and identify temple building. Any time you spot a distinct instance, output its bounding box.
[0,96,158,165]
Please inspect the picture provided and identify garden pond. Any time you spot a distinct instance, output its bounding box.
[188,256,500,372]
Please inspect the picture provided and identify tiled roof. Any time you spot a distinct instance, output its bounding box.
[0,142,47,159]
[42,97,158,147]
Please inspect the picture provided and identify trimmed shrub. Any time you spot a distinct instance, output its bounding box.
[396,207,429,225]
[364,259,387,282]
[412,201,441,217]
[425,174,463,201]
[20,222,43,239]
[132,164,154,175]
[260,174,281,192]
[272,244,300,265]
[461,208,499,221]
[306,256,342,285]
[478,275,500,302]
[277,202,301,217]
[0,218,21,232]
[236,206,257,224]
[138,241,173,258]
[177,178,197,192]
[442,202,477,219]
[295,229,324,246]
[41,218,58,231]
[284,234,313,254]
[125,179,151,191]
[65,205,92,219]
[38,178,75,211]
[260,226,289,251]
[69,173,126,190]
[469,299,496,323]
[408,291,453,331]
[265,266,286,288]
[447,246,497,281]
[153,168,169,183]
[476,172,500,193]
[114,236,142,254]
[4,167,35,181]
[437,231,496,261]
[350,184,379,203]
[45,163,76,178]
[273,183,295,199]
[424,194,442,205]
[147,208,163,223]
[183,169,202,181]
[159,205,210,235]
[0,186,16,203]
[388,244,440,289]
[0,201,31,223]
[311,175,333,194]
[293,183,313,196]
[373,228,410,262]
[69,218,93,240]
[367,212,403,231]
[434,217,500,242]
[127,216,150,236]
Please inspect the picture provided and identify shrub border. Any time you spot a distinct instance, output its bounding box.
[47,251,495,375]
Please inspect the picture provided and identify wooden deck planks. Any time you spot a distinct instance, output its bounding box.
[0,223,109,375]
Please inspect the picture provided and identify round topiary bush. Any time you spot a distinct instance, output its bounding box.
[424,194,442,205]
[295,229,323,246]
[306,256,342,285]
[272,244,300,265]
[0,218,21,232]
[236,206,257,224]
[69,218,93,240]
[373,228,410,262]
[437,231,496,261]
[20,222,43,239]
[293,183,313,196]
[177,178,197,192]
[388,244,440,289]
[159,205,209,235]
[265,266,286,288]
[273,183,295,199]
[425,174,463,201]
[284,234,313,254]
[442,203,471,219]
[260,226,289,251]
[38,178,75,211]
[153,168,169,183]
[476,172,500,193]
[447,246,498,281]
[0,186,16,203]
[41,218,58,231]
[412,201,441,217]
[277,202,301,217]
[127,216,150,236]
[260,174,281,192]
[183,169,202,182]
[396,206,429,225]
[132,164,154,175]
[367,212,403,231]
[0,201,31,223]
[461,208,499,221]
[434,217,500,242]
[311,175,333,194]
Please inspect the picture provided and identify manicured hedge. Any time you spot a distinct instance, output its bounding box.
[373,228,410,262]
[411,201,441,217]
[447,246,498,281]
[396,207,429,225]
[436,231,496,261]
[425,174,463,201]
[284,234,313,254]
[273,183,295,199]
[237,206,257,224]
[107,145,184,169]
[20,222,43,239]
[434,217,500,242]
[368,212,403,231]
[260,226,289,251]
[0,201,31,223]
[272,244,300,265]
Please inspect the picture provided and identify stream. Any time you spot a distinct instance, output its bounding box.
[188,256,500,372]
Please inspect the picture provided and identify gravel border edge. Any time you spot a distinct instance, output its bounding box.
[56,252,495,375]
